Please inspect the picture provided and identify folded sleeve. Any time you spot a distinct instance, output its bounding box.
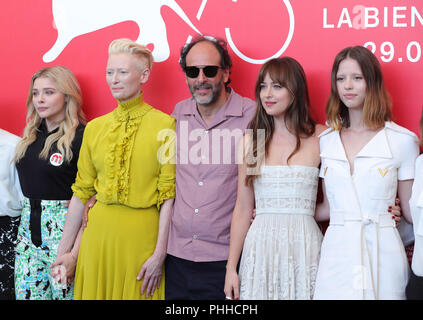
[398,134,419,181]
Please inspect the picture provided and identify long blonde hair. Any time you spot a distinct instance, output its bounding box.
[14,66,86,163]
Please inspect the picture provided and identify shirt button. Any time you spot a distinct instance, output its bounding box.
[198,181,204,186]
[194,209,199,213]
[193,235,198,239]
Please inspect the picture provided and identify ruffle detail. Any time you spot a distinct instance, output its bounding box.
[156,184,175,211]
[115,94,151,121]
[71,183,94,205]
[103,94,152,204]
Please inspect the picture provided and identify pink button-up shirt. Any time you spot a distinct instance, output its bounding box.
[167,89,256,262]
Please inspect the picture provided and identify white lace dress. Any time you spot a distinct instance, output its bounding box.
[239,165,323,300]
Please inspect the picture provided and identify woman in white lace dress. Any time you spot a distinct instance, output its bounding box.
[224,57,326,300]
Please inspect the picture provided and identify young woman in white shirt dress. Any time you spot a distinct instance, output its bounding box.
[314,46,419,300]
[407,110,423,299]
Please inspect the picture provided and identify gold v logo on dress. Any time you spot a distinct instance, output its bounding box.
[378,168,388,177]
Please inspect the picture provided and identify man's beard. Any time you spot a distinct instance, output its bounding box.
[189,81,223,106]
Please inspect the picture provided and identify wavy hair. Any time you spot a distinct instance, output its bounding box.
[245,57,316,186]
[326,46,392,130]
[14,66,86,163]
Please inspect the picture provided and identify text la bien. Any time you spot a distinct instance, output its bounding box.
[323,5,422,29]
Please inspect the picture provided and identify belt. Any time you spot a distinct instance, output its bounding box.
[329,212,396,299]
[25,198,68,248]
[29,199,42,247]
[330,213,396,228]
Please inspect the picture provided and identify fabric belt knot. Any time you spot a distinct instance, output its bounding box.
[329,211,396,299]
[362,218,371,225]
[329,212,395,228]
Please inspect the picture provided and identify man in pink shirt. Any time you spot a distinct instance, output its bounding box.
[165,35,256,300]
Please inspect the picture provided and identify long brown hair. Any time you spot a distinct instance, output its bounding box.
[326,46,392,130]
[14,66,86,163]
[245,57,316,186]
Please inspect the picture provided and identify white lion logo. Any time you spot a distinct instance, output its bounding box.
[43,0,201,63]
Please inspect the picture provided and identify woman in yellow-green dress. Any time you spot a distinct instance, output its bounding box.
[51,38,175,300]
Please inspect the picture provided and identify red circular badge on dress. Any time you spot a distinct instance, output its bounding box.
[49,153,64,166]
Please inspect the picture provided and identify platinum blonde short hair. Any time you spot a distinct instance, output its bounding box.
[108,38,154,70]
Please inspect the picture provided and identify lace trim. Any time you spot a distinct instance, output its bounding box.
[254,166,319,216]
[239,215,322,299]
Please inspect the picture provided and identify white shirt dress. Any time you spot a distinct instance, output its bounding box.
[409,154,423,277]
[314,121,419,300]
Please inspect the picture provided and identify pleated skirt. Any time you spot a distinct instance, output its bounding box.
[239,213,323,300]
[74,201,164,300]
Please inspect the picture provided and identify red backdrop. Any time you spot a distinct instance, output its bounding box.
[1,0,422,136]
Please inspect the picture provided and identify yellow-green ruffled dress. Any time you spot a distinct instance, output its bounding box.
[71,94,175,300]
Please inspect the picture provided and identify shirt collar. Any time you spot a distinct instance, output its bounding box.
[320,122,393,161]
[320,129,348,161]
[355,125,392,158]
[38,119,59,135]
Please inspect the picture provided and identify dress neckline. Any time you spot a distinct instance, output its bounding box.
[114,93,152,121]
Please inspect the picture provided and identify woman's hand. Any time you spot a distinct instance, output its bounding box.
[224,269,240,300]
[50,252,77,284]
[389,198,401,227]
[250,208,256,224]
[82,195,97,229]
[137,253,165,298]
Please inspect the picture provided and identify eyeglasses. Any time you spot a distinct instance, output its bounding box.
[184,65,221,78]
